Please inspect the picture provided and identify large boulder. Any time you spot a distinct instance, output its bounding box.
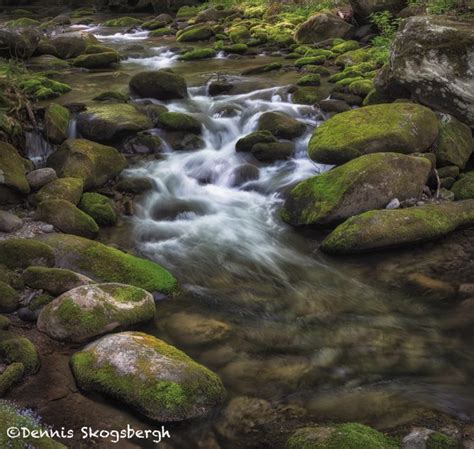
[451,172,474,200]
[72,51,120,69]
[258,112,306,140]
[0,29,39,59]
[177,25,214,42]
[375,16,474,127]
[39,233,177,294]
[349,0,407,20]
[38,283,155,342]
[48,33,98,59]
[308,103,439,165]
[129,70,188,101]
[321,200,474,254]
[44,103,71,144]
[77,104,152,144]
[47,139,127,190]
[31,177,83,205]
[0,142,30,194]
[281,153,431,227]
[70,331,226,421]
[295,13,353,44]
[0,239,55,270]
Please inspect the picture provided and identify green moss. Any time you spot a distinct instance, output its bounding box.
[93,90,129,103]
[349,79,374,96]
[41,234,178,294]
[29,294,55,311]
[0,315,10,330]
[303,65,331,76]
[157,112,201,133]
[0,239,55,270]
[0,362,24,396]
[236,130,277,152]
[150,28,177,37]
[44,103,70,144]
[78,192,117,227]
[0,141,30,194]
[18,76,71,100]
[331,40,360,54]
[103,17,142,27]
[335,76,365,88]
[22,267,87,296]
[0,332,40,375]
[0,265,22,290]
[451,172,474,200]
[73,52,120,69]
[176,5,200,18]
[179,48,216,61]
[297,74,321,86]
[295,55,326,67]
[222,43,248,54]
[228,25,251,43]
[287,424,398,449]
[426,432,458,449]
[0,281,18,313]
[5,18,40,27]
[258,112,306,140]
[33,177,83,205]
[304,48,333,58]
[241,62,282,75]
[292,86,326,105]
[142,20,167,30]
[177,25,214,42]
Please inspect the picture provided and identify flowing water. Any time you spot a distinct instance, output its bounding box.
[15,24,474,448]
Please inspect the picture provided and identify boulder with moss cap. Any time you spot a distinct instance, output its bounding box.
[308,103,439,165]
[157,112,202,134]
[0,331,40,375]
[0,142,30,195]
[44,103,71,144]
[282,153,431,227]
[70,331,226,421]
[0,239,55,270]
[38,233,177,294]
[22,267,92,296]
[129,70,188,101]
[177,25,214,42]
[38,283,155,343]
[31,177,83,206]
[258,112,306,140]
[78,192,117,226]
[322,200,474,254]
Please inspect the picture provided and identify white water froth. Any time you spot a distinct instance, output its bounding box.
[125,47,179,69]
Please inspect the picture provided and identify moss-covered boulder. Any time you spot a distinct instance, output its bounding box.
[0,281,18,313]
[0,363,24,396]
[157,112,202,134]
[32,177,83,206]
[22,267,92,296]
[292,86,326,105]
[49,34,97,59]
[78,192,117,227]
[295,56,326,67]
[0,239,55,270]
[77,104,152,144]
[236,130,277,153]
[295,13,353,44]
[258,112,306,140]
[72,51,120,69]
[0,29,38,60]
[180,48,216,61]
[103,17,142,27]
[349,79,374,96]
[322,200,474,254]
[70,331,225,421]
[309,103,439,165]
[0,142,30,194]
[44,103,70,144]
[47,139,127,190]
[433,114,473,169]
[38,284,155,343]
[177,25,214,42]
[242,62,282,76]
[297,74,321,87]
[451,172,474,200]
[282,153,431,227]
[287,424,397,449]
[39,234,177,294]
[150,28,177,37]
[0,400,66,448]
[252,141,295,162]
[129,70,188,101]
[0,331,40,375]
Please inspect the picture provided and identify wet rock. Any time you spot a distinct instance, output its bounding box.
[375,16,474,127]
[209,80,234,96]
[451,172,474,200]
[78,192,117,227]
[0,210,23,233]
[72,51,120,69]
[77,104,152,144]
[241,62,282,76]
[402,428,458,449]
[38,283,155,342]
[258,112,306,140]
[49,33,97,59]
[459,284,474,298]
[292,86,327,105]
[309,103,439,165]
[180,48,216,61]
[157,112,202,134]
[0,29,39,59]
[321,200,474,254]
[47,139,127,190]
[166,131,205,151]
[26,168,57,190]
[44,103,71,145]
[103,16,143,27]
[252,141,295,162]
[122,132,163,155]
[165,312,231,346]
[331,92,363,106]
[22,266,92,296]
[39,233,177,294]
[236,130,277,153]
[282,153,431,227]
[150,197,209,220]
[32,177,83,206]
[93,90,129,103]
[0,282,18,313]
[177,24,214,42]
[405,273,457,302]
[129,69,188,101]
[318,99,351,114]
[0,142,30,195]
[70,331,226,421]
[230,164,259,187]
[295,13,353,44]
[437,166,460,179]
[115,176,154,194]
[0,238,55,270]
[34,199,99,239]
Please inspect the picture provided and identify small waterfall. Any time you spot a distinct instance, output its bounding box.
[67,117,78,140]
[24,130,55,168]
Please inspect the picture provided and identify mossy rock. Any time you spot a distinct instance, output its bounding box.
[32,177,83,206]
[129,70,188,101]
[38,283,155,343]
[0,331,40,375]
[78,192,117,227]
[34,199,99,239]
[0,141,30,194]
[28,293,55,312]
[44,103,70,144]
[73,51,120,69]
[180,48,216,61]
[115,177,154,194]
[252,141,295,162]
[426,431,458,449]
[433,113,473,169]
[322,200,474,254]
[150,28,177,37]
[0,281,18,313]
[258,112,306,140]
[0,239,55,270]
[103,17,142,27]
[331,39,360,54]
[177,25,214,42]
[142,20,167,30]
[297,74,321,87]
[47,139,127,190]
[157,112,202,134]
[0,265,23,290]
[70,331,226,421]
[93,90,129,103]
[176,5,200,18]
[39,233,177,294]
[348,79,374,96]
[28,55,70,71]
[18,75,71,101]
[5,18,40,28]
[123,132,163,155]
[292,86,326,105]
[22,267,92,296]
[451,172,474,200]
[282,153,431,227]
[236,130,277,153]
[0,315,10,330]
[287,423,397,449]
[77,104,152,144]
[0,400,66,448]
[295,56,326,67]
[49,34,96,59]
[0,363,24,396]
[335,48,374,67]
[241,62,282,76]
[308,103,440,165]
[222,43,248,54]
[303,65,331,76]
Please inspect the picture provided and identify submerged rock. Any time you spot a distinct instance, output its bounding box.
[38,284,155,342]
[129,70,188,101]
[282,153,431,227]
[322,200,474,254]
[252,141,295,162]
[70,332,226,421]
[308,103,439,165]
[295,13,353,44]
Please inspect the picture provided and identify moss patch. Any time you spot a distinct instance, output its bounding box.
[78,192,117,227]
[0,331,40,375]
[0,239,55,270]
